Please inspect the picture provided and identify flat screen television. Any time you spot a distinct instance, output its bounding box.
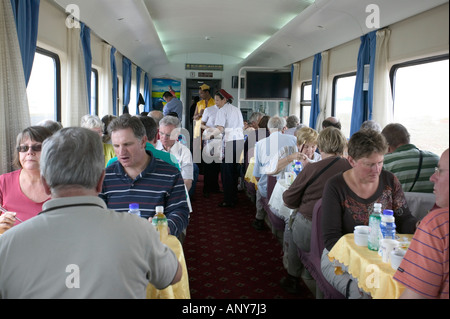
[245,71,291,100]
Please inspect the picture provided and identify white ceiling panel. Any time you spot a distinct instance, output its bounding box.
[52,0,448,71]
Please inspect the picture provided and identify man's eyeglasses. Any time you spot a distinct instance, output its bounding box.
[17,144,42,153]
[434,167,448,176]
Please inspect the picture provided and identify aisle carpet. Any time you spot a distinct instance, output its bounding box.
[183,175,314,299]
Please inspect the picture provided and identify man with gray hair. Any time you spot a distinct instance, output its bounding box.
[285,115,300,135]
[156,115,197,198]
[360,119,381,132]
[247,111,264,130]
[0,127,181,298]
[252,116,297,230]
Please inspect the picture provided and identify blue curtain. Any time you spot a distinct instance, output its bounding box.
[80,22,92,114]
[110,47,117,116]
[135,66,141,114]
[349,30,377,136]
[122,56,132,113]
[144,73,151,112]
[10,0,40,85]
[309,53,321,129]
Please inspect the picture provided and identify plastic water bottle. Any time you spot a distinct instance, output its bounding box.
[368,203,382,251]
[293,161,303,176]
[128,203,141,217]
[152,206,168,242]
[380,209,396,240]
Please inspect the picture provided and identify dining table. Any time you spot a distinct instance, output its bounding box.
[327,233,413,299]
[244,156,258,188]
[146,234,191,299]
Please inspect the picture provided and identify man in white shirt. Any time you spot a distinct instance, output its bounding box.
[252,116,297,230]
[156,116,195,193]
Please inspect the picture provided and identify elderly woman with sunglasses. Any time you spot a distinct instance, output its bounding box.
[0,126,53,234]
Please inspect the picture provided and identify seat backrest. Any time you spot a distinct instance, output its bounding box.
[299,198,345,299]
[267,175,277,199]
[404,192,436,220]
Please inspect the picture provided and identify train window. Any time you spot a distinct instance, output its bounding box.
[27,48,61,124]
[391,56,449,156]
[300,81,311,125]
[332,73,356,138]
[90,68,99,115]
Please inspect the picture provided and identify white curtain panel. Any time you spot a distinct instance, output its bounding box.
[372,28,393,129]
[129,63,137,114]
[64,25,89,127]
[0,0,31,174]
[289,62,301,118]
[316,50,330,131]
[99,43,114,117]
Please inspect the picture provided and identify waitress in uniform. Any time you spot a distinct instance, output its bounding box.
[213,89,244,207]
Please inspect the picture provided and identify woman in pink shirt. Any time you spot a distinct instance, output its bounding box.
[0,126,53,234]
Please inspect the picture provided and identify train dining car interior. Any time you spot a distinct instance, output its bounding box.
[0,0,448,303]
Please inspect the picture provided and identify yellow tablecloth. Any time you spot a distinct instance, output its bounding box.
[268,179,295,223]
[244,157,258,189]
[146,235,191,299]
[193,119,202,139]
[328,233,413,299]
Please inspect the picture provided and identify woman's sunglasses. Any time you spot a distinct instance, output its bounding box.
[17,144,42,153]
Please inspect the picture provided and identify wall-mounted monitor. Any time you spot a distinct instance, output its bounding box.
[245,71,291,100]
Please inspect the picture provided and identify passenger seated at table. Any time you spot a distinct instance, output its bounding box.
[100,114,189,238]
[266,126,320,178]
[251,116,297,230]
[279,127,350,294]
[80,114,116,167]
[320,129,417,299]
[381,123,439,193]
[0,126,53,233]
[242,112,267,180]
[394,148,449,299]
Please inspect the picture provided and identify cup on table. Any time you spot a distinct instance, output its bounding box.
[379,239,399,263]
[390,248,406,270]
[284,172,294,186]
[353,226,369,246]
[398,237,411,250]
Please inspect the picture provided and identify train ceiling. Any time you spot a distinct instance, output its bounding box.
[52,0,448,72]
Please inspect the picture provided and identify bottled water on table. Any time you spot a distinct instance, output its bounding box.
[128,203,141,217]
[293,161,303,176]
[380,209,396,240]
[368,203,382,251]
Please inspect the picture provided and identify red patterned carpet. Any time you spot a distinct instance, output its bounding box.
[183,174,314,299]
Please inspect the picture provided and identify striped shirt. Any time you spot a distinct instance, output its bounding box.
[383,144,439,193]
[99,150,189,237]
[393,207,449,299]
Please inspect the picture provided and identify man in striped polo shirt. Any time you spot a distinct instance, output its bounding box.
[381,123,439,193]
[394,148,449,299]
[100,114,189,238]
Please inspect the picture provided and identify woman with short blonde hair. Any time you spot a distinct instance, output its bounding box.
[295,126,321,162]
